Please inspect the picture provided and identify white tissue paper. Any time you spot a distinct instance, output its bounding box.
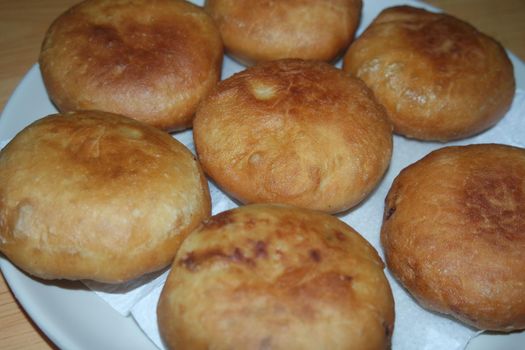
[81,89,525,350]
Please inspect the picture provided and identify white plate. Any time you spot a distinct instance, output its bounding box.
[1,1,524,349]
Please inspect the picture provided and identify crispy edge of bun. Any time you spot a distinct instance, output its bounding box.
[381,144,525,331]
[193,59,392,213]
[39,0,223,131]
[343,5,515,141]
[158,204,394,349]
[0,110,211,283]
[205,0,362,65]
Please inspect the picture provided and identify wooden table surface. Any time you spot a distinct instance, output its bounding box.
[0,0,524,349]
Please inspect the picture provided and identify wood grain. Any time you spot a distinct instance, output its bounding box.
[0,274,57,350]
[425,0,525,60]
[0,0,524,349]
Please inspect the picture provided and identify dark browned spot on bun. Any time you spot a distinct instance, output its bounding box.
[339,274,353,283]
[385,206,396,220]
[383,320,393,337]
[232,247,252,265]
[74,19,197,84]
[179,247,256,272]
[87,24,121,49]
[202,210,236,230]
[253,240,268,258]
[180,251,198,271]
[57,120,168,181]
[308,249,321,263]
[406,16,484,70]
[333,230,346,241]
[464,170,525,241]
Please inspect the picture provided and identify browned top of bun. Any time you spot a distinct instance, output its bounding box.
[40,0,223,131]
[158,204,394,349]
[205,0,362,64]
[381,144,525,331]
[0,110,210,283]
[194,59,392,213]
[344,6,515,141]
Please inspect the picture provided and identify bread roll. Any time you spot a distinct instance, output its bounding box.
[205,0,362,65]
[194,59,392,213]
[158,204,395,349]
[343,6,515,141]
[0,110,211,283]
[40,0,223,131]
[381,144,525,331]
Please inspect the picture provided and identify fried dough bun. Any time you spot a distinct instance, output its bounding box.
[0,110,211,283]
[381,144,525,331]
[158,204,395,349]
[205,0,362,65]
[40,0,223,131]
[343,6,515,141]
[193,59,392,213]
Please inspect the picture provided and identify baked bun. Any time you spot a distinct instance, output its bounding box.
[205,0,362,65]
[194,59,392,213]
[39,0,223,131]
[158,204,394,349]
[343,6,515,141]
[0,110,211,283]
[381,144,525,331]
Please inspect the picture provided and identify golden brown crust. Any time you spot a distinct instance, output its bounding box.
[381,144,525,331]
[0,110,211,283]
[343,6,515,141]
[158,204,394,350]
[205,0,362,64]
[39,0,223,131]
[193,59,392,213]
